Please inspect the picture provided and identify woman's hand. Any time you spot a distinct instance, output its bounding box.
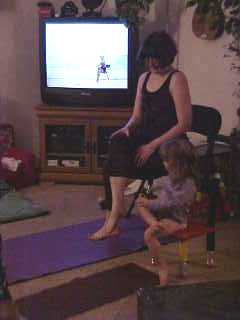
[110,127,130,139]
[135,142,156,167]
[136,194,149,208]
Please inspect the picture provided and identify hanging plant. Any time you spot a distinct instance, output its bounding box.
[115,0,155,27]
[185,0,240,48]
[223,0,240,134]
[223,0,240,78]
[185,0,240,132]
[185,0,225,39]
[186,0,222,14]
[224,0,240,50]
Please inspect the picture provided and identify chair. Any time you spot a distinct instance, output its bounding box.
[0,124,38,189]
[126,104,223,275]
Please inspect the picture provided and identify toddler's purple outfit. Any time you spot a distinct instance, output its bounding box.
[147,176,197,225]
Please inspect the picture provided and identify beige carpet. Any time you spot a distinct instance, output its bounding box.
[0,182,240,320]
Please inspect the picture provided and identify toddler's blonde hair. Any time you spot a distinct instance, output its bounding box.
[159,138,196,184]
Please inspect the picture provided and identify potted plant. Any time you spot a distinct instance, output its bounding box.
[115,0,155,27]
[186,0,222,13]
[185,0,240,133]
[185,0,225,39]
[223,0,240,109]
[224,0,240,52]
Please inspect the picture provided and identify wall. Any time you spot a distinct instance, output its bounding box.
[177,5,239,135]
[0,1,238,156]
[0,0,167,154]
[0,1,40,151]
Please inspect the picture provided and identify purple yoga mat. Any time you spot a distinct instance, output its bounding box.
[3,215,146,284]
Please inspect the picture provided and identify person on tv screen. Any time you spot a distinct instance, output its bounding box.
[89,30,193,240]
[96,56,110,82]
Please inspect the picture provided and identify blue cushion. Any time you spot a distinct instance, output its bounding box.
[0,191,49,224]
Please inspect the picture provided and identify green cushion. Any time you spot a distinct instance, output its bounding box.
[0,180,12,199]
[0,191,49,224]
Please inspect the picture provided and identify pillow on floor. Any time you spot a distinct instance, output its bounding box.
[0,180,12,199]
[0,191,49,224]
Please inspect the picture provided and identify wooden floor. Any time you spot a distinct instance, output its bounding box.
[1,182,240,320]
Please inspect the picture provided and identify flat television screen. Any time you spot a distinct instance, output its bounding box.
[39,17,138,107]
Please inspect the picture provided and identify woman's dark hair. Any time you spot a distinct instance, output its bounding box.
[137,31,178,68]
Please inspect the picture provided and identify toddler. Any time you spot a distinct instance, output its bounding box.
[136,138,197,286]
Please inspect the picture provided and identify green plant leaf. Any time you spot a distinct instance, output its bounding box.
[186,0,198,8]
[225,18,234,33]
[224,0,234,9]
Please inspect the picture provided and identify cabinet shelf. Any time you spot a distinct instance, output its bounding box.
[47,152,86,158]
[98,154,108,159]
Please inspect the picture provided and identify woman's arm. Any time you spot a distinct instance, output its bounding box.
[150,71,192,150]
[123,72,147,132]
[111,72,146,138]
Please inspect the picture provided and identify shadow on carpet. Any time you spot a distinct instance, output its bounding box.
[17,263,159,320]
[3,215,147,284]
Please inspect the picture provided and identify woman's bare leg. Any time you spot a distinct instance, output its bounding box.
[105,176,128,230]
[89,176,128,240]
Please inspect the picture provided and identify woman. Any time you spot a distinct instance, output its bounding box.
[89,30,192,240]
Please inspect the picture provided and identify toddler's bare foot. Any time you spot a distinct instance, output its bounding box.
[151,257,158,265]
[206,252,216,268]
[88,226,120,241]
[158,269,169,287]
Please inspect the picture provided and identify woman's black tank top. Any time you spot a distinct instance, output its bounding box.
[141,70,178,140]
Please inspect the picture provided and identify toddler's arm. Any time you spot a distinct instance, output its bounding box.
[148,178,197,212]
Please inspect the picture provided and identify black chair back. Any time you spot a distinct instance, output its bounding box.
[191,105,222,140]
[190,105,222,253]
[191,105,222,181]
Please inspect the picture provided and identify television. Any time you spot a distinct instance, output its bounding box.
[39,17,139,108]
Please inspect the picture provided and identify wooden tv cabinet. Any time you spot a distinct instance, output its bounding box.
[36,105,131,184]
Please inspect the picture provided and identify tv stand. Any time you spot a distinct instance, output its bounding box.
[36,105,131,184]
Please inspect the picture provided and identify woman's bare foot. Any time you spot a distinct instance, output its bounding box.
[88,225,120,241]
[158,269,169,287]
[121,211,128,218]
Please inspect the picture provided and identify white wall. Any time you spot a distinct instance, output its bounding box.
[1,0,237,155]
[177,6,239,135]
[0,0,167,154]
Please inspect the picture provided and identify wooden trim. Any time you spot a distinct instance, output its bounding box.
[40,172,103,184]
